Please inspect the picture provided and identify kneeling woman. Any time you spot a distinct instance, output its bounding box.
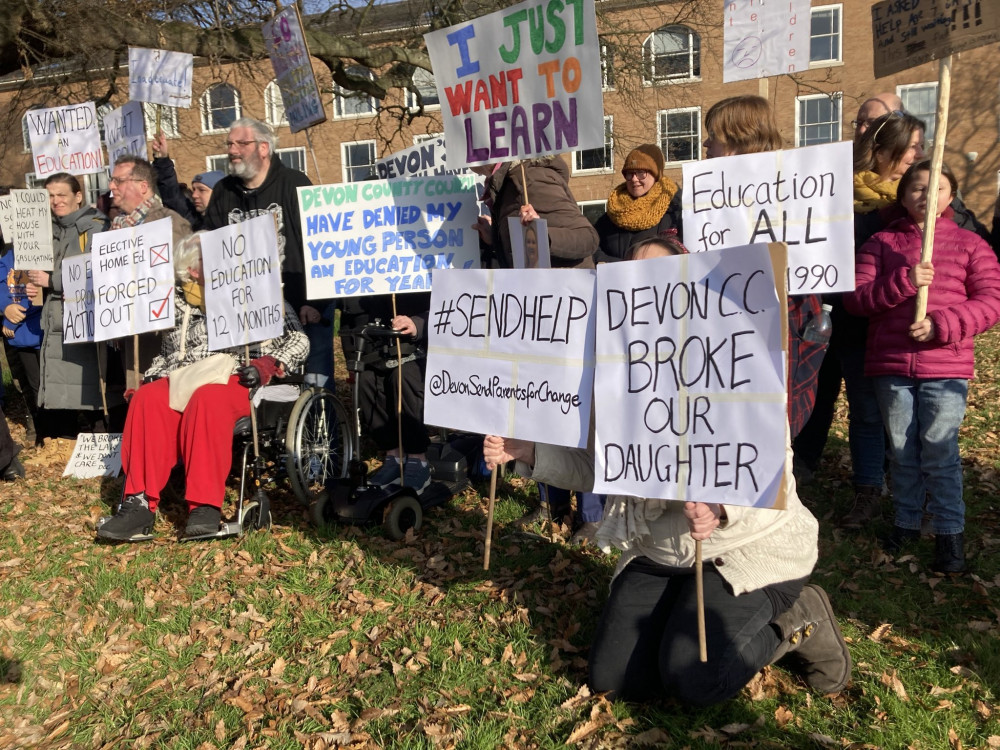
[97,233,309,542]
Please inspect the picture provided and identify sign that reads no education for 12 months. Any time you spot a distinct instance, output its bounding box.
[594,245,787,507]
[424,0,604,169]
[425,268,596,448]
[91,217,176,341]
[298,175,481,300]
[201,215,284,351]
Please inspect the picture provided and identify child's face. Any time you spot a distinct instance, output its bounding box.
[900,169,953,224]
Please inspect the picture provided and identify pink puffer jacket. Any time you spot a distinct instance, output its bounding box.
[844,215,1000,379]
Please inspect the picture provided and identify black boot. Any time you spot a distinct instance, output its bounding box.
[932,533,965,574]
[883,526,920,555]
[770,584,851,694]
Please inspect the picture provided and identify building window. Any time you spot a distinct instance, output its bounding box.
[579,200,607,226]
[600,41,616,90]
[201,83,241,133]
[21,115,31,153]
[643,26,701,84]
[277,147,307,174]
[574,116,613,174]
[796,93,842,146]
[144,103,179,138]
[898,82,938,142]
[810,5,842,65]
[413,132,443,145]
[334,69,377,119]
[265,81,288,127]
[342,140,376,182]
[407,68,440,111]
[206,154,229,172]
[659,107,701,164]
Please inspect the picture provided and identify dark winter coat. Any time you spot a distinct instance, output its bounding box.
[593,192,682,263]
[0,247,43,349]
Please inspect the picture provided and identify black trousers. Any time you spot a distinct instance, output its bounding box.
[0,404,16,470]
[358,359,429,455]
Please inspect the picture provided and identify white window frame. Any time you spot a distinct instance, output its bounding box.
[578,200,607,226]
[898,82,939,143]
[334,70,377,120]
[143,102,180,139]
[200,83,242,134]
[341,140,377,182]
[600,41,616,91]
[21,114,31,153]
[573,116,614,175]
[406,68,441,112]
[795,92,843,147]
[276,146,307,174]
[265,81,289,128]
[658,106,702,166]
[206,154,229,172]
[809,5,843,67]
[642,25,701,85]
[413,132,444,146]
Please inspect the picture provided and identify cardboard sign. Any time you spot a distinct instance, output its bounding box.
[201,216,284,351]
[63,433,123,478]
[681,141,854,295]
[507,217,551,269]
[872,0,1000,77]
[424,0,604,169]
[8,190,53,271]
[298,175,481,299]
[103,101,149,165]
[91,217,175,341]
[128,47,194,108]
[425,268,596,448]
[62,254,96,344]
[262,5,327,132]
[593,245,787,506]
[724,0,812,82]
[25,103,104,178]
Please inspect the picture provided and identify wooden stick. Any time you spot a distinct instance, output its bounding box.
[391,293,404,485]
[97,344,109,420]
[695,539,707,663]
[484,465,498,570]
[519,163,529,206]
[132,334,140,391]
[305,128,323,182]
[914,55,952,322]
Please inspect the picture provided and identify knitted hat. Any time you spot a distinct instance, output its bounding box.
[622,144,665,181]
[192,170,225,189]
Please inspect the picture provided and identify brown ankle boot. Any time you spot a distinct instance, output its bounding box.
[771,584,851,694]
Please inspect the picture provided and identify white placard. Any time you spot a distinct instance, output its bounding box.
[9,190,53,271]
[91,217,175,341]
[507,217,551,269]
[425,268,596,448]
[377,138,462,180]
[63,433,123,478]
[262,6,327,132]
[298,176,481,299]
[682,141,854,295]
[201,216,284,351]
[424,0,604,169]
[103,101,148,165]
[25,103,104,178]
[128,47,194,108]
[62,254,96,344]
[0,194,14,242]
[594,245,787,506]
[723,0,812,82]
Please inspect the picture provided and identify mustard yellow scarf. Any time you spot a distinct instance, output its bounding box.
[606,177,679,232]
[854,171,898,214]
[182,281,205,312]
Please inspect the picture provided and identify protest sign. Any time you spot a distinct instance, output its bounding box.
[63,433,123,478]
[9,190,54,271]
[682,141,853,295]
[507,217,551,269]
[0,194,13,241]
[377,138,459,180]
[103,101,148,165]
[128,47,193,108]
[723,0,812,82]
[62,254,96,344]
[872,0,1000,77]
[594,244,787,506]
[91,217,175,341]
[262,5,327,132]
[25,103,104,178]
[201,216,284,351]
[425,268,596,447]
[424,0,604,169]
[298,175,480,299]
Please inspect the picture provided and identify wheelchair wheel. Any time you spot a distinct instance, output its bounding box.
[286,387,352,505]
[242,491,272,531]
[309,491,334,528]
[383,495,422,541]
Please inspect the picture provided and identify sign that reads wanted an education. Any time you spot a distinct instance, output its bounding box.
[298,175,480,300]
[91,217,176,341]
[25,102,104,178]
[682,140,854,295]
[62,254,96,344]
[425,268,596,448]
[594,245,787,507]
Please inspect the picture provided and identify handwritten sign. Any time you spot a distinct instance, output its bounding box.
[724,0,812,81]
[6,190,53,271]
[103,101,148,165]
[91,217,175,341]
[262,5,327,132]
[25,103,104,178]
[63,433,123,478]
[298,175,481,299]
[425,268,596,447]
[0,194,13,242]
[424,0,604,169]
[872,0,1000,77]
[201,216,284,350]
[377,138,459,180]
[62,255,96,344]
[128,47,193,108]
[681,141,854,295]
[594,245,787,506]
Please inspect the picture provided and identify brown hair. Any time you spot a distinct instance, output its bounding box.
[113,155,156,193]
[627,234,688,260]
[853,112,926,176]
[43,172,83,195]
[897,159,958,202]
[704,95,782,155]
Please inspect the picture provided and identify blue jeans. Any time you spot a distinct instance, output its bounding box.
[303,302,338,388]
[874,376,968,535]
[840,346,885,488]
[538,485,606,523]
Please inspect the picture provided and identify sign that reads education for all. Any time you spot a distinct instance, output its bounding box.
[594,245,787,507]
[62,255,96,344]
[262,5,327,132]
[128,47,194,108]
[681,140,854,295]
[91,217,176,341]
[103,101,148,165]
[298,175,480,299]
[25,103,104,178]
[9,189,53,271]
[424,0,604,169]
[425,268,596,448]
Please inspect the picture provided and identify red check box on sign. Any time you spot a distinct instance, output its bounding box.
[150,244,169,266]
[149,295,170,320]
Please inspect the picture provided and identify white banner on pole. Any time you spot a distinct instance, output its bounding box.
[62,255,96,344]
[63,433,123,478]
[128,47,194,108]
[425,268,596,448]
[103,101,149,165]
[25,103,104,178]
[377,138,464,180]
[9,190,54,271]
[723,0,812,82]
[262,5,327,133]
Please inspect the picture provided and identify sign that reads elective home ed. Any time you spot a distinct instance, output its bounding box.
[298,175,480,299]
[262,5,327,132]
[594,245,787,507]
[681,140,854,295]
[103,101,148,165]
[128,47,194,108]
[424,0,604,169]
[425,268,596,448]
[201,215,284,351]
[25,102,104,178]
[91,217,176,341]
[723,0,812,82]
[62,254,96,344]
[9,189,53,271]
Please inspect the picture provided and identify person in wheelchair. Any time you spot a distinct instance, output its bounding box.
[96,232,309,543]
